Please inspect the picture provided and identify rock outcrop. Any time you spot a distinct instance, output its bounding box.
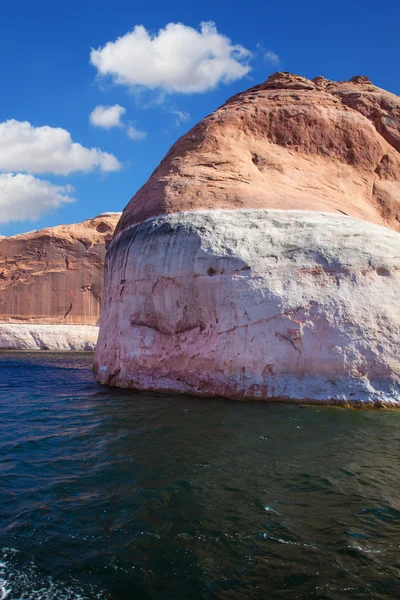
[115,72,400,233]
[94,73,400,405]
[0,213,120,350]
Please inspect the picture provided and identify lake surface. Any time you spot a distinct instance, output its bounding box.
[0,352,400,599]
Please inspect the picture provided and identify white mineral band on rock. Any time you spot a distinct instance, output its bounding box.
[0,324,99,351]
[94,209,400,405]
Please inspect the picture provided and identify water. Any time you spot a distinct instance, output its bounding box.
[0,353,400,600]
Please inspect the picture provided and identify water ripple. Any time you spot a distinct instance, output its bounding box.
[1,352,400,599]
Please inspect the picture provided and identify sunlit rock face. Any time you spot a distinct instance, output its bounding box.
[0,213,120,350]
[94,210,400,404]
[94,73,400,404]
[114,72,400,234]
[0,324,99,351]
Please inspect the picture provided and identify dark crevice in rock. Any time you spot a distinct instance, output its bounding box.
[63,302,73,319]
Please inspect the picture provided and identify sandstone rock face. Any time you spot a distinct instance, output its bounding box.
[0,213,120,350]
[95,73,400,405]
[0,213,120,324]
[116,72,400,233]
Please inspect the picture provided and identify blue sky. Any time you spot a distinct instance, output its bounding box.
[0,0,399,235]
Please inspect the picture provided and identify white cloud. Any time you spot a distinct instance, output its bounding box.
[126,125,147,141]
[90,106,147,141]
[89,104,126,129]
[264,50,280,66]
[170,109,190,126]
[90,21,251,94]
[0,173,75,224]
[0,119,121,175]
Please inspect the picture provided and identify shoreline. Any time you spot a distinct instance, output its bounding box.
[1,349,399,408]
[0,323,99,351]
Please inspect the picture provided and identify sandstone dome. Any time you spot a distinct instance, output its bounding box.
[94,73,400,405]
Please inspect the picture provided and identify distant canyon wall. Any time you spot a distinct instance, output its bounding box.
[0,213,120,350]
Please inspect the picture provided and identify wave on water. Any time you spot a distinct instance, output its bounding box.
[0,548,106,600]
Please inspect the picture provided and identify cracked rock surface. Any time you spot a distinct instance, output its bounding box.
[95,73,400,404]
[116,72,400,234]
[95,210,400,404]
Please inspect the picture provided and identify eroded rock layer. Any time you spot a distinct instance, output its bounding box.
[95,73,400,404]
[0,213,120,325]
[95,210,400,404]
[116,73,400,233]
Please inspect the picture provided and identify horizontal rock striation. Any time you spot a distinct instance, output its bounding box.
[0,213,120,350]
[0,213,120,325]
[95,210,400,405]
[95,73,400,404]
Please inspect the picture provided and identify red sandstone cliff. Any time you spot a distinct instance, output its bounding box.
[116,72,400,235]
[0,213,120,325]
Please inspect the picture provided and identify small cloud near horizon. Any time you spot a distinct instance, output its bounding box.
[89,104,126,129]
[0,119,121,175]
[170,109,190,126]
[256,42,281,68]
[126,125,147,141]
[0,119,121,226]
[0,173,75,224]
[264,50,280,66]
